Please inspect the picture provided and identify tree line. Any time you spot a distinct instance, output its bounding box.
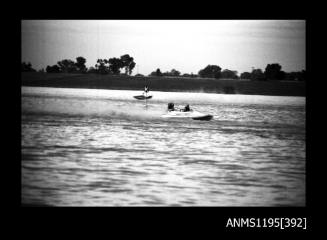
[22,54,136,75]
[22,56,305,81]
[239,64,306,81]
[149,64,305,81]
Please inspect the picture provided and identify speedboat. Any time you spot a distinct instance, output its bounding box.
[162,110,213,121]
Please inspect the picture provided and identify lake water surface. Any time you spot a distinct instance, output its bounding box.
[21,87,305,206]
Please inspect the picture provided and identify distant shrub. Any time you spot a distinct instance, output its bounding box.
[135,74,144,77]
[284,70,306,81]
[198,65,222,79]
[149,68,163,77]
[46,65,60,73]
[240,72,251,80]
[251,69,266,81]
[223,86,236,94]
[221,69,239,79]
[87,67,97,74]
[162,69,181,77]
[182,73,198,78]
[21,62,36,72]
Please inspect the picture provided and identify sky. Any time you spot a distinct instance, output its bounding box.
[21,20,305,75]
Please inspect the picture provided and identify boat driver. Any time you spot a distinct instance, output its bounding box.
[168,102,175,111]
[184,104,190,112]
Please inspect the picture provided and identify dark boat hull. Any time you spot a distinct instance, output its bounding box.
[133,95,153,100]
[192,114,213,121]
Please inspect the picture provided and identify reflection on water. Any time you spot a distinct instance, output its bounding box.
[21,87,305,206]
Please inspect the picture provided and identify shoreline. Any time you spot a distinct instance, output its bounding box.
[21,72,306,97]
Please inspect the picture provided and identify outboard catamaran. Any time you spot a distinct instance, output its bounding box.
[162,103,213,121]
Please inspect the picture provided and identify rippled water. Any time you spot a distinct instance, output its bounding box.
[21,87,305,206]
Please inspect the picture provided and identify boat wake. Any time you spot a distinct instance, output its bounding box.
[22,96,166,120]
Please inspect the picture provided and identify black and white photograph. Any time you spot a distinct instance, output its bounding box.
[21,20,305,207]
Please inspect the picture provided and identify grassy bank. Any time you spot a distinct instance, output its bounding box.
[21,72,306,96]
